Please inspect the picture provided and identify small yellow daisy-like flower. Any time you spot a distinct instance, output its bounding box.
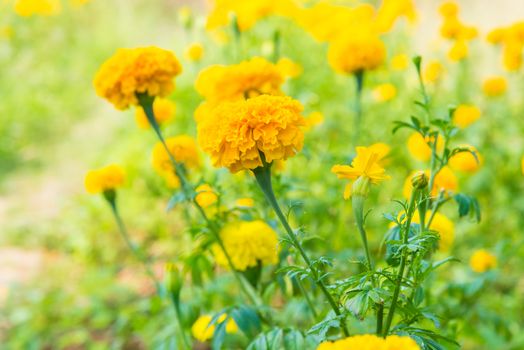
[452,104,481,128]
[317,334,420,350]
[469,249,497,273]
[94,46,182,110]
[449,145,483,173]
[195,57,284,103]
[331,144,391,199]
[191,314,238,342]
[235,198,254,208]
[482,76,507,97]
[152,135,200,188]
[422,60,444,84]
[372,83,397,102]
[134,98,175,129]
[406,132,444,162]
[185,42,204,62]
[195,184,218,208]
[212,220,279,271]
[85,165,125,194]
[14,0,61,16]
[197,95,304,173]
[328,33,386,75]
[390,53,410,71]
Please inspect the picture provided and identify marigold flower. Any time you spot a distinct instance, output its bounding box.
[303,111,325,131]
[449,145,482,173]
[390,53,409,71]
[332,144,390,199]
[486,22,524,71]
[85,165,125,194]
[134,98,175,129]
[372,83,397,102]
[195,184,218,208]
[419,212,455,251]
[212,220,279,271]
[276,57,303,78]
[197,95,304,173]
[407,132,444,162]
[448,39,469,61]
[423,61,444,84]
[14,0,61,16]
[152,135,200,187]
[328,33,386,74]
[453,104,481,128]
[375,0,417,33]
[317,334,419,350]
[403,167,458,198]
[236,198,254,208]
[469,249,497,273]
[191,314,238,342]
[94,47,182,110]
[439,2,458,18]
[185,42,204,62]
[482,76,507,97]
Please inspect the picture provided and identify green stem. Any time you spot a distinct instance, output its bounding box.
[296,278,319,319]
[376,303,384,335]
[253,157,350,337]
[353,70,364,146]
[352,193,373,271]
[170,295,191,349]
[272,30,281,63]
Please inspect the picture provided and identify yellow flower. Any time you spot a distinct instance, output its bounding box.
[482,76,507,97]
[328,32,386,74]
[134,98,175,129]
[197,95,304,173]
[422,61,444,84]
[521,156,524,175]
[303,111,325,131]
[448,39,469,61]
[390,54,409,71]
[195,184,218,208]
[152,135,200,188]
[85,165,125,194]
[14,0,61,16]
[317,334,419,350]
[452,104,481,128]
[191,314,238,342]
[385,335,421,350]
[449,145,482,173]
[469,249,497,273]
[372,83,397,102]
[185,42,204,62]
[195,57,284,103]
[439,2,458,18]
[421,212,455,251]
[93,47,182,110]
[236,198,254,208]
[276,57,303,78]
[375,0,417,33]
[406,132,444,162]
[486,22,524,71]
[331,144,390,199]
[212,220,279,271]
[403,167,458,198]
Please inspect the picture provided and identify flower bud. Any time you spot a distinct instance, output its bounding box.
[352,176,371,198]
[165,263,183,302]
[411,171,428,189]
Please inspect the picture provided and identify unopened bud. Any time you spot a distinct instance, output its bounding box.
[352,176,371,198]
[165,263,183,302]
[411,171,428,189]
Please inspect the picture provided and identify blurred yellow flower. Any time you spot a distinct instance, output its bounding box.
[152,135,200,188]
[449,145,482,173]
[391,53,410,71]
[134,98,175,129]
[420,212,455,251]
[85,165,125,194]
[328,33,386,74]
[452,104,481,128]
[276,57,303,78]
[439,2,458,18]
[407,132,444,162]
[448,39,468,61]
[423,61,444,84]
[375,0,417,33]
[487,22,524,71]
[94,47,182,110]
[303,111,325,131]
[236,198,254,208]
[213,220,279,271]
[185,42,204,62]
[195,184,218,208]
[332,144,390,199]
[372,83,397,102]
[14,0,61,16]
[197,95,304,173]
[317,334,419,350]
[482,76,507,97]
[191,314,238,342]
[0,26,13,40]
[403,167,458,198]
[438,1,477,63]
[470,249,497,273]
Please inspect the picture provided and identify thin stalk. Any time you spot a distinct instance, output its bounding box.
[353,70,364,146]
[272,30,281,63]
[296,278,319,319]
[376,303,384,335]
[253,158,350,337]
[170,294,191,349]
[352,193,373,271]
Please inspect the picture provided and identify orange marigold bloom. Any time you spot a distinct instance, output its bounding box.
[328,33,386,74]
[197,95,304,173]
[94,47,182,110]
[85,164,125,194]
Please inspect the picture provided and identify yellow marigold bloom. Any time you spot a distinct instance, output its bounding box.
[487,27,506,44]
[85,165,125,194]
[152,135,200,188]
[236,198,254,208]
[449,145,482,173]
[276,57,303,78]
[386,335,421,350]
[448,39,468,61]
[191,314,238,342]
[469,249,497,273]
[482,76,507,97]
[93,47,182,110]
[185,42,204,62]
[212,220,279,271]
[439,2,458,18]
[317,334,419,350]
[421,212,454,251]
[375,0,417,33]
[372,83,397,102]
[453,104,481,128]
[331,144,390,199]
[423,61,444,84]
[390,54,409,71]
[328,33,386,74]
[197,95,304,173]
[134,98,175,129]
[304,111,325,131]
[195,57,284,103]
[14,0,61,16]
[406,132,444,162]
[195,184,218,208]
[502,42,523,71]
[486,22,524,71]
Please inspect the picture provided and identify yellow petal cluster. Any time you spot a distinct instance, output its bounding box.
[469,249,497,273]
[85,165,125,194]
[212,220,279,271]
[482,76,507,97]
[390,54,409,71]
[452,104,481,128]
[487,22,524,71]
[403,167,458,198]
[317,334,420,350]
[449,145,483,173]
[152,135,200,188]
[438,2,477,62]
[372,83,397,102]
[331,144,390,199]
[197,95,305,173]
[406,132,444,162]
[94,47,182,110]
[185,42,204,62]
[191,314,238,342]
[195,184,218,208]
[135,98,175,129]
[422,60,444,84]
[14,0,61,16]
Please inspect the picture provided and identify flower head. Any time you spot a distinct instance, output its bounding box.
[331,144,390,199]
[328,33,386,74]
[449,145,483,173]
[317,334,419,350]
[85,165,125,194]
[195,184,218,208]
[197,95,304,173]
[191,314,238,342]
[452,104,481,128]
[406,132,444,162]
[135,98,175,129]
[470,249,497,273]
[185,42,204,62]
[94,47,182,110]
[152,135,200,187]
[482,76,507,97]
[390,53,409,71]
[212,220,279,271]
[372,83,397,102]
[14,0,61,16]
